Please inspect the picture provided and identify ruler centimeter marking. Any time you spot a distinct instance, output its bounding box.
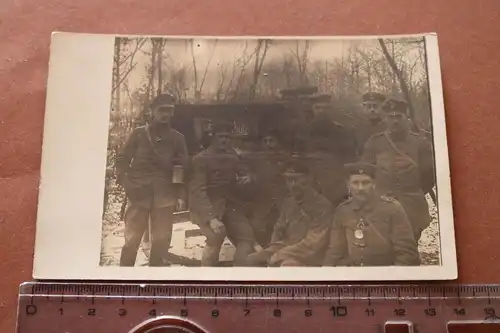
[21,283,500,301]
[17,283,500,333]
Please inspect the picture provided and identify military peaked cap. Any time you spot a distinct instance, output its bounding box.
[344,161,377,178]
[382,98,409,115]
[284,159,310,177]
[150,94,176,110]
[362,91,386,103]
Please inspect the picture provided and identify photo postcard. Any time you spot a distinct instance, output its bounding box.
[32,32,457,281]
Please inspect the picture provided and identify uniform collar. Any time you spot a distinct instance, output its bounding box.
[385,129,408,142]
[148,123,171,137]
[207,145,234,154]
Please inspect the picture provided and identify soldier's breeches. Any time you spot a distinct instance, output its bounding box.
[198,207,256,266]
[250,206,279,247]
[149,206,175,266]
[199,223,226,266]
[245,251,273,267]
[233,241,253,266]
[119,203,174,267]
[280,259,303,266]
[223,208,256,265]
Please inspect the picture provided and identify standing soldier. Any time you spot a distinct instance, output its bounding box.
[243,128,290,247]
[244,160,333,267]
[323,162,420,267]
[116,94,189,267]
[361,98,435,241]
[354,92,388,155]
[305,96,357,209]
[188,121,257,266]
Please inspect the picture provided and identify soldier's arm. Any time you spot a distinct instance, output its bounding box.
[390,203,420,266]
[174,133,190,201]
[361,136,377,164]
[175,134,190,173]
[323,209,348,266]
[188,156,215,224]
[115,129,139,184]
[264,201,289,253]
[235,151,253,181]
[276,204,333,260]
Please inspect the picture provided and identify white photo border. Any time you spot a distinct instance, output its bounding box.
[32,32,457,281]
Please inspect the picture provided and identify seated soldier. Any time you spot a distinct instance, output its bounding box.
[244,159,333,267]
[323,161,420,267]
[188,121,257,266]
[242,128,290,247]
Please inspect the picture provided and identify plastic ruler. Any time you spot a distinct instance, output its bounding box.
[16,282,500,333]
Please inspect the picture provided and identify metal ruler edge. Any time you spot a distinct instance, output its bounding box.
[16,282,500,333]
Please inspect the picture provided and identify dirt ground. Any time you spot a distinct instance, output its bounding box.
[100,187,441,267]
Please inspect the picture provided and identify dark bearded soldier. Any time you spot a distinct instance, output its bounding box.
[361,98,435,241]
[245,160,332,267]
[242,128,290,247]
[116,94,189,267]
[304,95,357,208]
[188,121,258,266]
[323,162,420,267]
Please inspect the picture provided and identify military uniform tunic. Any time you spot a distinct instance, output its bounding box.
[115,124,189,267]
[116,125,189,208]
[303,113,358,207]
[323,196,420,266]
[260,189,333,266]
[241,151,290,246]
[353,116,386,156]
[361,131,435,239]
[188,146,255,243]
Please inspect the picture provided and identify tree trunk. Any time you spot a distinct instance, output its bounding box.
[114,39,121,114]
[157,40,163,96]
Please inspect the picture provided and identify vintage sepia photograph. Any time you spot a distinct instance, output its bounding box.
[33,33,456,280]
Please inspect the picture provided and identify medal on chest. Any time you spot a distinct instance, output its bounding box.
[353,218,367,247]
[354,228,364,239]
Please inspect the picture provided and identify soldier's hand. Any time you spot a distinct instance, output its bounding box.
[253,243,263,253]
[209,218,225,235]
[236,175,252,185]
[268,252,282,266]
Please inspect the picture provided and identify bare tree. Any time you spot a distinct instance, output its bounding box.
[111,37,147,96]
[215,62,228,101]
[378,38,418,129]
[164,66,190,103]
[249,39,271,100]
[222,57,239,102]
[232,41,259,100]
[356,48,376,92]
[190,39,218,101]
[150,38,167,97]
[290,40,311,85]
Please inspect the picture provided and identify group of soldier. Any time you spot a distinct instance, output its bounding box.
[115,90,436,268]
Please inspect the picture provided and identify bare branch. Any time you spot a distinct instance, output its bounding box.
[198,40,218,97]
[378,38,419,131]
[190,40,199,96]
[112,63,137,94]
